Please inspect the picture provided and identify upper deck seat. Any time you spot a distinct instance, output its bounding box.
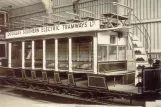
[43,23,55,26]
[53,21,66,24]
[102,21,118,27]
[102,13,128,20]
[67,19,82,23]
[25,26,32,29]
[81,16,98,21]
[102,13,129,27]
[32,24,43,27]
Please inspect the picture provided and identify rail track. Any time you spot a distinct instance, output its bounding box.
[0,77,145,106]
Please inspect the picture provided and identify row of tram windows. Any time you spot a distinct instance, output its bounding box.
[10,35,127,72]
[11,36,93,71]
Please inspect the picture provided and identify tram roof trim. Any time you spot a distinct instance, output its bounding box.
[5,20,100,39]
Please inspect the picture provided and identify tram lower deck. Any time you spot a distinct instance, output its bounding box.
[0,19,160,105]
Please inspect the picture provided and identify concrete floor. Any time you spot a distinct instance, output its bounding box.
[0,86,146,107]
[0,87,60,107]
[0,87,100,107]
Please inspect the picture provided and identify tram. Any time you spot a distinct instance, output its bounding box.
[0,2,160,105]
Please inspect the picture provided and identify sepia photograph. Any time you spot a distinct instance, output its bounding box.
[0,0,160,107]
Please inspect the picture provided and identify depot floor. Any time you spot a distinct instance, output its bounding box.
[0,87,100,107]
[0,88,59,107]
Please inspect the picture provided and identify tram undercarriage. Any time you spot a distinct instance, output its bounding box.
[0,65,160,106]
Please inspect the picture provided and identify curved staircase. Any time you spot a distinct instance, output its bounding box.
[129,34,150,86]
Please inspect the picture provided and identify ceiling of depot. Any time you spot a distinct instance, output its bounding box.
[0,0,41,10]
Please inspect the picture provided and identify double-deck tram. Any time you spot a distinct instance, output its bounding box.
[0,3,160,106]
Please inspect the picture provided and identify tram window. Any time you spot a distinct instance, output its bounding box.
[11,42,22,67]
[35,40,43,68]
[72,36,93,70]
[109,46,117,61]
[46,39,55,69]
[72,43,78,61]
[25,42,31,59]
[58,38,68,70]
[110,35,116,44]
[0,44,5,57]
[98,61,127,72]
[118,46,126,60]
[58,43,68,61]
[79,43,90,61]
[25,41,32,67]
[98,45,108,61]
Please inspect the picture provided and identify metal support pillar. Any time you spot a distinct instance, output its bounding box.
[43,40,46,70]
[32,41,35,69]
[55,38,58,71]
[22,41,25,69]
[8,42,12,68]
[93,35,97,74]
[69,37,72,72]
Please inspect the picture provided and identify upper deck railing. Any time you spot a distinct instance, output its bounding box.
[8,2,132,31]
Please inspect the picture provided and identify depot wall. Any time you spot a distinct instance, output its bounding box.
[124,0,161,55]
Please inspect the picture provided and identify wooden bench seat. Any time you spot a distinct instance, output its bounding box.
[44,23,55,26]
[53,21,66,24]
[102,13,128,20]
[81,16,98,21]
[67,19,82,23]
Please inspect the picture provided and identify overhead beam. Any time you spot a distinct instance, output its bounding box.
[41,0,53,23]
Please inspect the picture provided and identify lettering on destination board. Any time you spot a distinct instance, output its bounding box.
[7,30,21,36]
[23,28,39,34]
[63,22,88,29]
[41,26,60,32]
[6,21,99,39]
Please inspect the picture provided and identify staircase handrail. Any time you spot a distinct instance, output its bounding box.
[131,24,148,48]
